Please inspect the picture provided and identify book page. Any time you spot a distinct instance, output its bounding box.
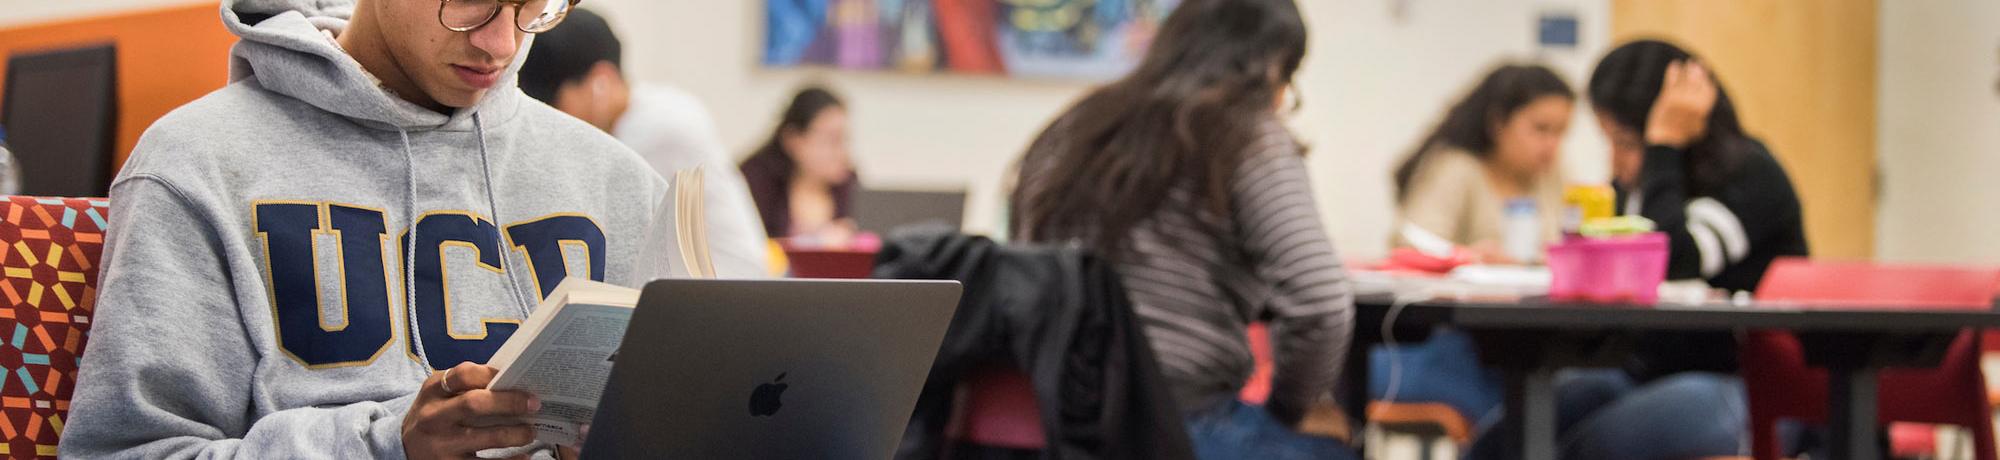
[489,280,637,446]
[646,167,715,280]
[674,167,715,278]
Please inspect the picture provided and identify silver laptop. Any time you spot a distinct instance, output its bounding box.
[580,279,961,460]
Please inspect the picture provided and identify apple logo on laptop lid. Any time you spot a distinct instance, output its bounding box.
[750,373,788,417]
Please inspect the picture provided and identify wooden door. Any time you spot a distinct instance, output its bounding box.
[1612,0,1878,259]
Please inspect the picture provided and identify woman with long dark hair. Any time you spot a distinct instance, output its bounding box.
[740,87,860,244]
[1570,39,1806,459]
[1368,64,1576,452]
[1591,40,1808,293]
[1011,0,1355,457]
[1392,64,1576,263]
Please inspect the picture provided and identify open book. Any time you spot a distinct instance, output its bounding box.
[487,167,713,445]
[487,278,638,446]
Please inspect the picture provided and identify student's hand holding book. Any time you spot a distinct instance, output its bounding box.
[1645,60,1719,149]
[557,425,587,459]
[402,362,543,460]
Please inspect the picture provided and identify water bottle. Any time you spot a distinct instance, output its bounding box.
[1503,198,1542,263]
[0,127,18,196]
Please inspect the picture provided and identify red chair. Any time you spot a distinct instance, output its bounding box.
[941,290,1044,449]
[955,361,1046,450]
[782,248,879,279]
[1985,274,2000,408]
[1743,258,2000,460]
[789,243,1047,449]
[0,197,109,458]
[1241,323,1273,404]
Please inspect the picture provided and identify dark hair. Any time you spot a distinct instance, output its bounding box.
[1012,0,1308,253]
[1588,39,1754,196]
[1393,64,1574,203]
[746,87,847,172]
[518,8,621,105]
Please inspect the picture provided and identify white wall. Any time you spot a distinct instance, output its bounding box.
[595,0,1612,259]
[598,0,1097,242]
[1876,0,2000,265]
[0,0,209,27]
[1293,0,1612,257]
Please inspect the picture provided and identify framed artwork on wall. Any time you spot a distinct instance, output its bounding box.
[764,0,1181,80]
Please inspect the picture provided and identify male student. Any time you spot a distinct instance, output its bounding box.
[517,8,769,276]
[63,0,677,458]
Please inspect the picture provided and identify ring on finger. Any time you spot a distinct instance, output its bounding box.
[439,368,459,395]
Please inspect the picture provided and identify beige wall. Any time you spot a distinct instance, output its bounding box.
[1876,0,2000,264]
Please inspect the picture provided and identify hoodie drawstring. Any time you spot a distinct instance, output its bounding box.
[474,113,535,318]
[399,128,431,379]
[399,115,534,378]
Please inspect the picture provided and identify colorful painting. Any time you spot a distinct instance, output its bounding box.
[764,0,1181,80]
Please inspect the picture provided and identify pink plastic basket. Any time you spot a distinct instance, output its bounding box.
[1546,232,1670,304]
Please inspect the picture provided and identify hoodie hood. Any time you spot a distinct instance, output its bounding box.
[221,0,527,131]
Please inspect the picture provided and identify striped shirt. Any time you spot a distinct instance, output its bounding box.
[1013,117,1354,423]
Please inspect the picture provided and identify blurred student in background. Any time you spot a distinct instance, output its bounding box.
[1471,39,1810,460]
[519,8,770,277]
[1010,0,1357,458]
[1370,63,1576,451]
[1392,64,1575,264]
[1586,43,1806,452]
[741,87,861,246]
[1594,40,1807,294]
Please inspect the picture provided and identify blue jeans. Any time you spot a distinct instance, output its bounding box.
[1558,370,1746,460]
[1184,400,1359,460]
[1369,328,1505,425]
[1470,370,1747,460]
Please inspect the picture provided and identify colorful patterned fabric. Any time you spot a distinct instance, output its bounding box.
[0,197,107,458]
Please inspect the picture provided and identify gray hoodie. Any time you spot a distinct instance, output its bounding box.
[62,0,677,457]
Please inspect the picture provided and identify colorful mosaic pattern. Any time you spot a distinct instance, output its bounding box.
[0,197,106,458]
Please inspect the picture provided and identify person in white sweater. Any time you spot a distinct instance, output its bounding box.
[519,7,771,277]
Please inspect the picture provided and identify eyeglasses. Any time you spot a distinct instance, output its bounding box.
[1284,83,1305,114]
[438,0,581,34]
